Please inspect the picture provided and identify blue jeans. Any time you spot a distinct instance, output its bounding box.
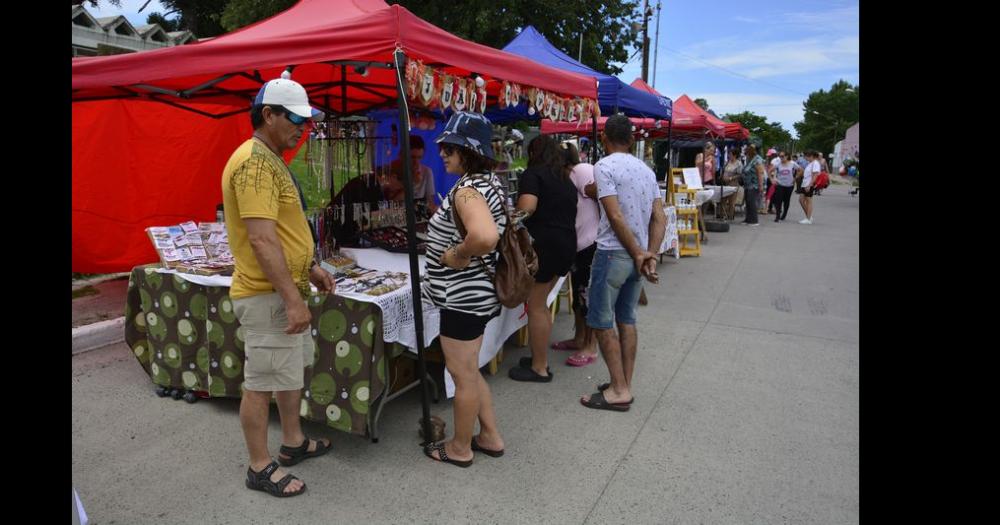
[585,249,643,330]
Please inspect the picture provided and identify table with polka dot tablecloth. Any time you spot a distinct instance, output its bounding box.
[124,265,393,437]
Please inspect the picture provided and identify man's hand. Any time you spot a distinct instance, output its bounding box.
[285,300,312,335]
[633,250,656,277]
[309,264,336,294]
[642,257,659,284]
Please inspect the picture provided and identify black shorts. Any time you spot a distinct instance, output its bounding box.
[571,243,597,316]
[532,232,576,283]
[440,309,494,341]
[796,186,815,198]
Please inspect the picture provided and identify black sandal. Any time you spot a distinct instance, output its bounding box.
[580,391,631,412]
[245,460,306,497]
[509,362,553,382]
[278,437,332,467]
[424,442,473,468]
[470,435,504,458]
[597,383,635,404]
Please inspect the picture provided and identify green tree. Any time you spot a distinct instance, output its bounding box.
[146,12,179,32]
[145,0,228,38]
[220,0,296,32]
[694,98,709,110]
[388,0,642,75]
[723,110,793,151]
[793,80,859,156]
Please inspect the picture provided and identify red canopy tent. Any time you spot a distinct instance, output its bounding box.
[72,0,597,273]
[629,80,749,140]
[724,122,750,140]
[540,116,669,138]
[668,95,727,139]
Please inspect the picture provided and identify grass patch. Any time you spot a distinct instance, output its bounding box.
[72,286,100,299]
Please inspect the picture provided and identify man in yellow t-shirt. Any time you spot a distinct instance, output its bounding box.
[221,77,335,498]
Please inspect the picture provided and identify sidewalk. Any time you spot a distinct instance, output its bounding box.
[71,185,858,524]
[72,274,130,354]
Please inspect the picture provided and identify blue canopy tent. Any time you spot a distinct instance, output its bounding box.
[486,26,672,123]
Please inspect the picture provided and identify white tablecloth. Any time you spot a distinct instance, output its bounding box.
[700,185,738,202]
[658,205,679,258]
[395,275,566,398]
[162,247,566,399]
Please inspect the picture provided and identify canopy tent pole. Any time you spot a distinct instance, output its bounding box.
[591,113,598,164]
[393,49,434,445]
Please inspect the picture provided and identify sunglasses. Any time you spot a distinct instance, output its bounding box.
[440,145,458,156]
[284,111,309,126]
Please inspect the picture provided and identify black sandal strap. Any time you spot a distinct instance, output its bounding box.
[436,443,449,462]
[280,438,310,456]
[260,461,279,479]
[275,473,297,492]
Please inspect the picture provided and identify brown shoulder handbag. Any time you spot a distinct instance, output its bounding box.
[450,176,538,308]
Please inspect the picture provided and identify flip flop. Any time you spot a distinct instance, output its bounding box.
[424,442,473,468]
[550,340,580,351]
[470,435,504,458]
[565,353,598,367]
[579,391,631,412]
[596,383,635,404]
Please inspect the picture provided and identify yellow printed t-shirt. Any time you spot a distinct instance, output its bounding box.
[222,138,313,300]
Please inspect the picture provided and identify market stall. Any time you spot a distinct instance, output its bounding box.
[74,0,598,442]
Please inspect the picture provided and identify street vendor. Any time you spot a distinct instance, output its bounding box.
[221,76,336,498]
[384,134,438,215]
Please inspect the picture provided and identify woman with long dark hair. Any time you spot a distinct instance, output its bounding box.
[422,112,507,467]
[550,141,601,367]
[508,134,578,382]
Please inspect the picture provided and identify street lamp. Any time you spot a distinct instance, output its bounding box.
[809,109,844,156]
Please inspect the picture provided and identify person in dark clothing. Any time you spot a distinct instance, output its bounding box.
[508,135,578,383]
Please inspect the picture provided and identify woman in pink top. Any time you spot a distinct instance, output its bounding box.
[696,142,717,185]
[550,142,601,367]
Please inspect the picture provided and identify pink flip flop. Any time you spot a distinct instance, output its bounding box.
[565,353,597,367]
[551,340,580,351]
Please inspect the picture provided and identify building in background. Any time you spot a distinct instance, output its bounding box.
[72,4,196,57]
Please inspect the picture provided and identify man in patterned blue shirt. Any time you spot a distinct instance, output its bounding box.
[580,114,666,412]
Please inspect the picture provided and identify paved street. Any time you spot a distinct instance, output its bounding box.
[72,184,858,525]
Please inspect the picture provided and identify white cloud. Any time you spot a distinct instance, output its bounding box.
[732,16,761,23]
[672,35,858,79]
[781,4,859,26]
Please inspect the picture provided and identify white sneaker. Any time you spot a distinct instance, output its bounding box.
[799,218,812,225]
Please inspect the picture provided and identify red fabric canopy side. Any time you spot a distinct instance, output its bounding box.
[540,117,669,138]
[725,122,750,139]
[72,100,306,273]
[629,78,660,96]
[670,95,726,138]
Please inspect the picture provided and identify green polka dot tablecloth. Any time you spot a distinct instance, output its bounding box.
[124,265,390,436]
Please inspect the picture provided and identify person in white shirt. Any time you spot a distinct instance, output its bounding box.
[580,114,666,412]
[797,150,821,224]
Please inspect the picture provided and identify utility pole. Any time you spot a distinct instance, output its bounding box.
[579,30,584,62]
[652,1,661,88]
[641,0,651,82]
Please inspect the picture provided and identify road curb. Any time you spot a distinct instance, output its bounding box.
[72,316,126,355]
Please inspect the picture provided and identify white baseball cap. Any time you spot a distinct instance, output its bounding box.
[253,78,324,121]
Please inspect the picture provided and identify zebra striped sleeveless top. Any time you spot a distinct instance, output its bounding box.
[421,173,508,316]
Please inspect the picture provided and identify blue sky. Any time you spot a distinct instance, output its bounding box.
[85,0,859,138]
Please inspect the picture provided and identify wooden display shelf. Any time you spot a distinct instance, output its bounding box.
[676,208,699,214]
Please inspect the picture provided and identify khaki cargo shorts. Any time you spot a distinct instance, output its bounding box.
[232,292,314,392]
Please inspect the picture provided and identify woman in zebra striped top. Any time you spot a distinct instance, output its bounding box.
[422,112,507,467]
